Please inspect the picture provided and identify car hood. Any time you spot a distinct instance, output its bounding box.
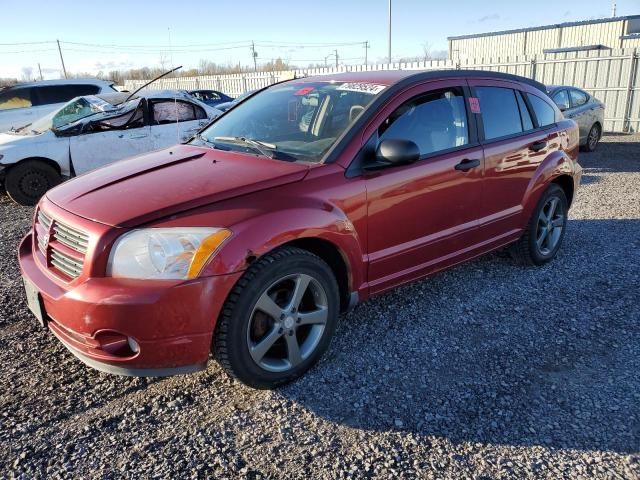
[46,145,310,228]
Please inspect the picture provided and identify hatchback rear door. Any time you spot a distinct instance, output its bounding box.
[467,79,559,244]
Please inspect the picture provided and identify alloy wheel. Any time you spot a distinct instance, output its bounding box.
[247,273,329,372]
[588,125,600,150]
[536,197,565,255]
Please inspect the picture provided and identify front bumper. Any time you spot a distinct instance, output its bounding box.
[19,232,242,376]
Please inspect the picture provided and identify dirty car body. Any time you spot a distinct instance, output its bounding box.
[19,70,582,388]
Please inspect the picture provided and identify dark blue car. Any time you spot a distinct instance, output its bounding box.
[188,89,234,107]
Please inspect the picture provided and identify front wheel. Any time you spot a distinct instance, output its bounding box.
[213,247,340,389]
[5,160,61,206]
[509,184,568,266]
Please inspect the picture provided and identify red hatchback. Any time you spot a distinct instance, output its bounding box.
[19,70,582,388]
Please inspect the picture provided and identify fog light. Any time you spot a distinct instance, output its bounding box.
[127,336,140,354]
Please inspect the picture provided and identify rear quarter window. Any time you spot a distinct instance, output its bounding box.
[527,93,556,127]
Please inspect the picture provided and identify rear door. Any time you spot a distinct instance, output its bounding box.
[468,80,555,243]
[567,88,592,142]
[70,102,151,174]
[149,99,209,149]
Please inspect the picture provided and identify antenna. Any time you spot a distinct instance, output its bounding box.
[123,66,182,103]
[167,27,180,143]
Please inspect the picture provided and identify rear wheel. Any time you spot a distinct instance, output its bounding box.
[581,123,601,152]
[5,160,61,206]
[509,184,568,266]
[214,247,340,389]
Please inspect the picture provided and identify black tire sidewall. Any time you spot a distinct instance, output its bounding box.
[5,161,60,206]
[527,185,568,265]
[217,252,340,388]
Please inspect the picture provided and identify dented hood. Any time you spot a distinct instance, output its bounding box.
[46,145,309,227]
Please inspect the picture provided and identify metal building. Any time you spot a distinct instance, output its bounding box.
[448,15,640,60]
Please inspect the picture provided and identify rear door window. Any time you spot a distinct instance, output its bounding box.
[475,86,523,140]
[151,100,206,124]
[0,88,33,110]
[378,87,469,156]
[527,93,556,127]
[569,89,589,107]
[33,85,101,106]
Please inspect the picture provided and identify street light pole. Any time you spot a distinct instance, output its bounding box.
[387,0,392,64]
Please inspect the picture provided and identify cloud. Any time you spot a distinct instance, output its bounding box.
[477,14,500,23]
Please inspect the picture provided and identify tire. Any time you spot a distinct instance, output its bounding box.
[581,123,601,152]
[213,246,340,389]
[509,184,568,266]
[5,160,61,206]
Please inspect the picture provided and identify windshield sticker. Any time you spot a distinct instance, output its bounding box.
[468,97,481,114]
[294,86,316,96]
[335,83,386,95]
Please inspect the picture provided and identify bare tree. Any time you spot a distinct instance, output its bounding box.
[21,67,34,82]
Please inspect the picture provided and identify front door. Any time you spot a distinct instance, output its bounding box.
[356,81,484,294]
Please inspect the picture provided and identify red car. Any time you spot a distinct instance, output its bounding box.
[19,70,582,388]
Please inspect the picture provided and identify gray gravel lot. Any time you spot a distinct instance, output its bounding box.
[1,134,639,479]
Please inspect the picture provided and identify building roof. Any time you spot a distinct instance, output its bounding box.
[448,14,640,41]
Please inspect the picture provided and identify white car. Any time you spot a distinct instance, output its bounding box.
[0,90,221,205]
[0,79,117,133]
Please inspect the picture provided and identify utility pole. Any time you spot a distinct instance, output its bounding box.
[388,0,392,63]
[611,1,617,17]
[38,63,43,81]
[335,49,339,68]
[364,41,369,65]
[56,39,68,79]
[251,40,258,72]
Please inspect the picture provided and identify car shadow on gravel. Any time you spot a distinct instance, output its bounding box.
[279,218,640,454]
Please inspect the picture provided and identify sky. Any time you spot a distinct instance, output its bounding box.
[0,0,637,80]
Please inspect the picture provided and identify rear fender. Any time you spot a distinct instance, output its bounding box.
[521,149,575,226]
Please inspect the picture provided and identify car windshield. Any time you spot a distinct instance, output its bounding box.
[13,96,138,135]
[194,81,386,162]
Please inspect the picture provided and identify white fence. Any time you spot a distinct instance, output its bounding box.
[125,48,640,133]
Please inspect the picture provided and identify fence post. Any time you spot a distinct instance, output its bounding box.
[622,50,639,133]
[530,57,537,80]
[242,75,248,93]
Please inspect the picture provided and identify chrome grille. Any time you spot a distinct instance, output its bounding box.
[53,221,89,254]
[50,249,84,278]
[35,208,88,280]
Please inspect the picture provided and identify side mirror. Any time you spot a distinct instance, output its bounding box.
[365,139,420,170]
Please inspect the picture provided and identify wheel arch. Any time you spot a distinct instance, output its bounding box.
[6,156,62,176]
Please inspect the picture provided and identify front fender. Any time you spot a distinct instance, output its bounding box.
[201,207,366,296]
[521,148,577,225]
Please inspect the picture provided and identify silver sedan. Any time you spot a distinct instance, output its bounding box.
[547,86,605,152]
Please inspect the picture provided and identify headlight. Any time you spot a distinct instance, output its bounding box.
[107,228,231,279]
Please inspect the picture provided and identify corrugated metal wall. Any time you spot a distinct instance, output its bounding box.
[449,19,638,58]
[125,48,640,133]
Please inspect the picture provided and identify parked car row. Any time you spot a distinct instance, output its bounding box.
[18,69,584,389]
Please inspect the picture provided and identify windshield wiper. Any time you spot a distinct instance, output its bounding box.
[213,136,276,158]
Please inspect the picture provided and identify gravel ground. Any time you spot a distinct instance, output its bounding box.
[1,134,639,479]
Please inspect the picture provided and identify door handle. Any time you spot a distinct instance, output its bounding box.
[454,158,481,171]
[129,134,148,139]
[529,140,547,152]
